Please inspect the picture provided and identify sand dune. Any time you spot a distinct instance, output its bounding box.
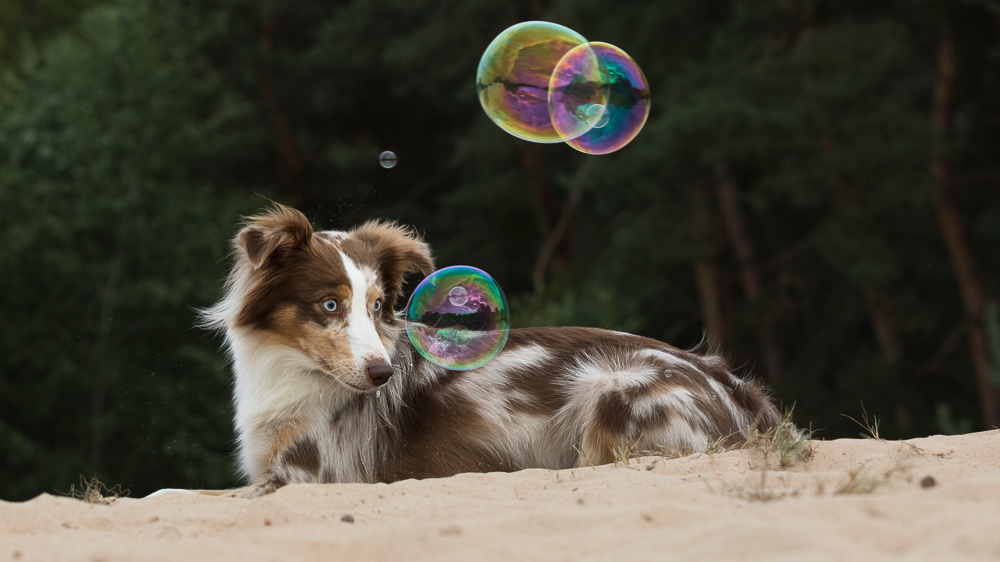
[2,430,999,561]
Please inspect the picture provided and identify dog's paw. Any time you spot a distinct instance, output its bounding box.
[228,481,282,499]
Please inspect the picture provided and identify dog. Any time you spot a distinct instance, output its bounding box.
[201,204,780,498]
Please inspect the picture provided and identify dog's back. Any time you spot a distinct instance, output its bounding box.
[376,325,779,481]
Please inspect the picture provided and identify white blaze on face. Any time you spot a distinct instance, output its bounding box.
[340,253,391,373]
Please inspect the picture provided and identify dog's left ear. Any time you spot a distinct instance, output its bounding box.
[348,221,435,300]
[237,204,314,270]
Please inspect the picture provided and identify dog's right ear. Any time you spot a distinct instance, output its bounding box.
[237,204,314,270]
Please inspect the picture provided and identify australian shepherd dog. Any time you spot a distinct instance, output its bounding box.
[202,204,780,498]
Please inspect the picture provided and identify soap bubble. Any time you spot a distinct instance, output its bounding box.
[584,104,605,121]
[592,106,610,128]
[477,21,607,143]
[406,266,510,371]
[448,286,469,307]
[478,23,649,154]
[378,151,398,168]
[563,42,650,155]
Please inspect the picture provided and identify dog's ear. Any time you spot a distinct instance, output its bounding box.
[347,221,435,299]
[237,204,314,270]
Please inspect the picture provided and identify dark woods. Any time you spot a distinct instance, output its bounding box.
[0,0,997,500]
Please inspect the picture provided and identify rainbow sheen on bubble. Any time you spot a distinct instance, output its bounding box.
[477,22,608,143]
[563,42,650,155]
[547,43,610,141]
[405,266,510,371]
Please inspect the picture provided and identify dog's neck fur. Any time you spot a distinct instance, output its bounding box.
[221,312,422,482]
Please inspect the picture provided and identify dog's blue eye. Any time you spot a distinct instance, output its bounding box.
[322,299,337,312]
[373,299,381,312]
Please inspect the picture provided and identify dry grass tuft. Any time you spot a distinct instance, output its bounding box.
[614,431,741,466]
[841,401,881,439]
[833,463,904,495]
[744,406,813,468]
[726,471,798,502]
[611,436,647,466]
[61,475,130,505]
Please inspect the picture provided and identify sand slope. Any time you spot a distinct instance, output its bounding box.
[2,430,999,561]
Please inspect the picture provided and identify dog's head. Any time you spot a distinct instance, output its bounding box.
[224,204,434,392]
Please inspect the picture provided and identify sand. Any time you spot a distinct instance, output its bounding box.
[2,430,999,561]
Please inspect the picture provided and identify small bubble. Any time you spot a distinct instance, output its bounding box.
[378,151,398,169]
[711,394,717,400]
[584,103,605,123]
[448,285,469,307]
[664,371,672,378]
[587,103,611,129]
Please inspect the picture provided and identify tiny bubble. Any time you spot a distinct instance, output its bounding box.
[378,151,397,169]
[448,285,469,307]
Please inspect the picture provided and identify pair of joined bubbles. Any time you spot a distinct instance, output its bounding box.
[477,21,651,154]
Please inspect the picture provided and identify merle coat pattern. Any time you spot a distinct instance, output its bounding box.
[202,205,781,498]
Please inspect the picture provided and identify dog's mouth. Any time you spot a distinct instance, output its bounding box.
[337,379,370,393]
[315,359,374,393]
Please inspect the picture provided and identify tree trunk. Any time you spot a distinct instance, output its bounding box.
[531,160,590,308]
[930,14,1000,428]
[863,286,904,363]
[520,144,556,239]
[692,181,732,346]
[259,19,309,204]
[825,158,905,365]
[714,161,784,381]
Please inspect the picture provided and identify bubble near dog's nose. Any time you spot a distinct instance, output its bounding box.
[405,265,510,371]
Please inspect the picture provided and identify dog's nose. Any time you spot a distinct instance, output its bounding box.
[367,361,394,387]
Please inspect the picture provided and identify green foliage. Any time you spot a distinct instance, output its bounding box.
[1,0,998,500]
[0,0,259,500]
[986,301,1000,389]
[0,0,104,70]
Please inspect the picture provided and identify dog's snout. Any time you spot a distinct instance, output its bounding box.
[367,361,393,387]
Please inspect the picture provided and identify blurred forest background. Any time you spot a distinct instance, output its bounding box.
[0,0,998,500]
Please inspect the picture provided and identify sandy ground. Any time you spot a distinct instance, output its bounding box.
[2,430,999,561]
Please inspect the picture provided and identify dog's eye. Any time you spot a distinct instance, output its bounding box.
[373,299,382,312]
[322,299,338,312]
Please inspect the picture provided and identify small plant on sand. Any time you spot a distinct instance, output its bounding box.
[704,432,739,455]
[744,405,813,468]
[611,436,646,466]
[841,401,881,439]
[726,471,795,502]
[834,466,889,495]
[61,475,130,505]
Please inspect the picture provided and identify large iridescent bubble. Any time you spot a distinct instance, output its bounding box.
[563,43,650,155]
[477,21,609,143]
[405,266,510,371]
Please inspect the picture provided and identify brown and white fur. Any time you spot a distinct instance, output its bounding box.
[202,204,781,498]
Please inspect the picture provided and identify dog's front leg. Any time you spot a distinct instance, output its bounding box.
[231,422,321,499]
